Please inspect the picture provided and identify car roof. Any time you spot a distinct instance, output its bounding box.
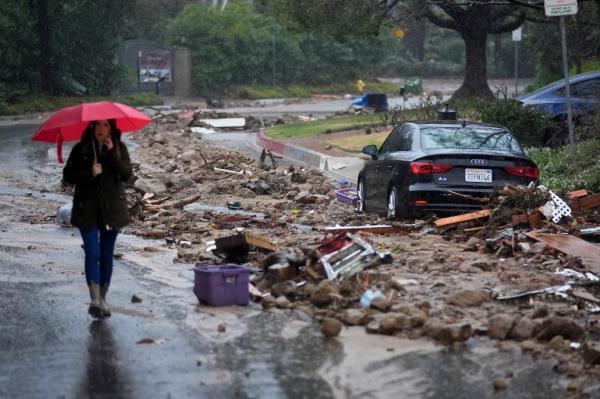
[403,120,507,130]
[518,70,600,99]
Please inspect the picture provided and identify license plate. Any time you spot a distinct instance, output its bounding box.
[465,168,492,183]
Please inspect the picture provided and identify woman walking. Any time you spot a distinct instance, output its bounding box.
[63,119,132,318]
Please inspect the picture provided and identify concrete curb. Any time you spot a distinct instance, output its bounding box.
[256,130,364,180]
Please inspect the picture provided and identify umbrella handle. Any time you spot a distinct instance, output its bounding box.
[56,134,64,164]
[92,138,97,163]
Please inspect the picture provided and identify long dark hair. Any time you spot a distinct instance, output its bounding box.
[80,119,122,158]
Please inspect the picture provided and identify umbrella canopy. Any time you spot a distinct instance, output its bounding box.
[31,101,152,163]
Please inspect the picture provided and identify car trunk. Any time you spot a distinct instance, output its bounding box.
[414,152,537,189]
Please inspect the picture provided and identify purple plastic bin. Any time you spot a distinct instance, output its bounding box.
[193,265,249,306]
[335,187,358,206]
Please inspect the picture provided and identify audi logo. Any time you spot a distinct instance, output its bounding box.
[470,159,488,166]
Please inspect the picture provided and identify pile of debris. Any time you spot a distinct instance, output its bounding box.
[123,107,600,381]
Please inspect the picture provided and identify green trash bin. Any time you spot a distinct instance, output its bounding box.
[404,77,422,95]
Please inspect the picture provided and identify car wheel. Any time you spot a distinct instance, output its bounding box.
[387,186,399,220]
[357,179,366,213]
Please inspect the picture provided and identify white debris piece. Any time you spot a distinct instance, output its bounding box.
[549,191,571,223]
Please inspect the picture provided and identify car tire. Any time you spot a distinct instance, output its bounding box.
[387,185,412,220]
[387,186,400,220]
[357,179,367,213]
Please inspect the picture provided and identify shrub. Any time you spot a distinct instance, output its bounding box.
[528,140,600,192]
[476,99,554,147]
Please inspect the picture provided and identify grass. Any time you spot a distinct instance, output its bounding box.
[235,80,399,99]
[324,131,390,153]
[0,93,163,116]
[266,113,383,140]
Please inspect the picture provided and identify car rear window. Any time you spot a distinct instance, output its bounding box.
[420,126,523,153]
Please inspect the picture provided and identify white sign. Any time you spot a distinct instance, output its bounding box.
[544,0,578,17]
[512,27,522,42]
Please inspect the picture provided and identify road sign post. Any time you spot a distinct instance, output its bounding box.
[512,28,522,97]
[544,0,578,157]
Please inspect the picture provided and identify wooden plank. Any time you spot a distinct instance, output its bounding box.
[434,209,492,228]
[567,189,589,200]
[321,224,413,235]
[525,231,600,274]
[576,192,600,211]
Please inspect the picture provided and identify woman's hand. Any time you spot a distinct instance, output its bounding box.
[104,136,114,151]
[92,162,103,177]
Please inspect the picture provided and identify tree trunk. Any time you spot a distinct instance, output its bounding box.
[35,0,54,94]
[453,31,493,99]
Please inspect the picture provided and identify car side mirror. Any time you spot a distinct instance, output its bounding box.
[362,145,378,160]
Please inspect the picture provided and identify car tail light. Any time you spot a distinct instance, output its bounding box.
[410,162,453,174]
[415,200,428,205]
[504,166,539,179]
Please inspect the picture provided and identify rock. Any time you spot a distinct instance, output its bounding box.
[295,191,314,204]
[341,309,367,326]
[164,163,178,173]
[495,245,513,258]
[310,280,339,307]
[134,178,167,194]
[180,149,196,162]
[531,306,549,319]
[438,323,472,344]
[583,341,600,365]
[566,383,583,395]
[270,281,297,298]
[447,289,489,307]
[470,260,496,272]
[488,313,515,340]
[534,317,585,341]
[275,296,292,309]
[131,294,143,304]
[236,188,256,198]
[494,378,508,391]
[261,296,276,309]
[464,237,481,251]
[370,297,391,312]
[548,335,565,351]
[321,317,343,338]
[389,278,419,290]
[423,318,443,339]
[285,190,299,199]
[217,324,226,333]
[520,340,537,352]
[508,317,535,341]
[379,314,399,335]
[366,320,380,334]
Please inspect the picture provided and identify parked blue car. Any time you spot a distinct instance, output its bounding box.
[518,70,600,120]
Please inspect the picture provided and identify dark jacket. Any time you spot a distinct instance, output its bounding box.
[63,140,132,230]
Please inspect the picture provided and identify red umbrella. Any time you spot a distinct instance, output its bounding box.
[31,101,152,163]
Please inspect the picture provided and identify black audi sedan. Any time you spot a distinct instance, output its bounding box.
[357,121,539,219]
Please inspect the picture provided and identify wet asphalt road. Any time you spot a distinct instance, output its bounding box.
[0,119,594,399]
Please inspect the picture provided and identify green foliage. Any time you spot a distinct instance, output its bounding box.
[0,93,162,115]
[528,140,600,192]
[476,99,553,146]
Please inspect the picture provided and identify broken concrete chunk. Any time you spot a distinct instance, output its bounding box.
[488,313,515,340]
[341,309,367,326]
[447,289,490,307]
[275,296,292,309]
[508,317,536,341]
[310,280,339,307]
[534,317,585,341]
[134,178,167,194]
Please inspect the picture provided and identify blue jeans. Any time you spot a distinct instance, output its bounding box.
[79,225,119,286]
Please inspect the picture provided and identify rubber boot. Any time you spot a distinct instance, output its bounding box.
[88,283,102,318]
[100,285,111,317]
